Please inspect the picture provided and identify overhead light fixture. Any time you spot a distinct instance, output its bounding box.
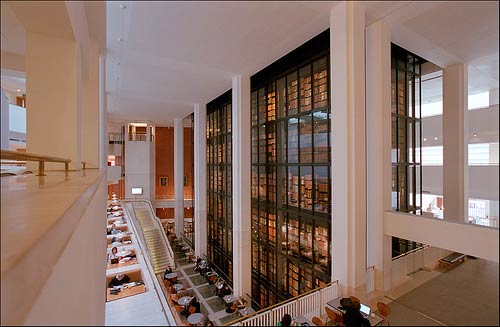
[423,138,427,142]
[434,137,438,140]
[473,133,478,137]
[118,38,124,42]
[17,89,21,92]
[116,62,121,65]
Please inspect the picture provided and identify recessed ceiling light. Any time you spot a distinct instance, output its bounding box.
[423,138,427,142]
[434,137,438,140]
[473,133,478,137]
[17,89,21,92]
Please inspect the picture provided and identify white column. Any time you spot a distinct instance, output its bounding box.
[232,75,252,298]
[330,1,367,295]
[174,118,184,237]
[443,64,468,222]
[194,103,207,256]
[98,56,107,169]
[0,89,9,150]
[366,20,393,292]
[26,31,82,171]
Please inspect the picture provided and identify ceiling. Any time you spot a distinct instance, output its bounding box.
[1,2,498,126]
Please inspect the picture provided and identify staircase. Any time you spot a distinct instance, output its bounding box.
[132,202,175,274]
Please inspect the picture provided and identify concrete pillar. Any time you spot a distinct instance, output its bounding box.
[98,56,107,169]
[443,64,468,222]
[25,31,81,171]
[366,20,393,292]
[81,40,100,168]
[232,75,251,298]
[194,103,207,256]
[330,1,367,295]
[174,118,184,237]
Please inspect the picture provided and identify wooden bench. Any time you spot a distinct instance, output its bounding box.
[106,269,146,302]
[439,252,466,269]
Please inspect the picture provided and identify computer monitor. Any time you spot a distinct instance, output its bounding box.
[360,303,371,317]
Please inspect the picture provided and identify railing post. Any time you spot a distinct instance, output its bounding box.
[38,161,45,176]
[65,162,69,172]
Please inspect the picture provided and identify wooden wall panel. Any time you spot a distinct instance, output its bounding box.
[155,127,175,199]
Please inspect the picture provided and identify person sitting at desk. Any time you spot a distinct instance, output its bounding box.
[107,246,119,263]
[163,266,173,280]
[277,314,292,326]
[343,301,371,327]
[111,236,123,248]
[108,273,131,288]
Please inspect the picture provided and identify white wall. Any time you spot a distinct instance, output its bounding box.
[384,211,499,263]
[1,89,9,149]
[125,140,152,200]
[423,166,499,201]
[390,246,452,288]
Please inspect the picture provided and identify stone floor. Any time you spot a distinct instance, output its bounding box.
[170,245,250,326]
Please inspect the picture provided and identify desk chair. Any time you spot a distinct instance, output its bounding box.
[377,302,391,326]
[325,306,343,325]
[312,316,325,326]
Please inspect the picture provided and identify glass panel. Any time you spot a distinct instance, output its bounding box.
[398,117,407,162]
[313,110,329,162]
[300,166,313,210]
[391,68,397,114]
[259,168,267,202]
[391,116,398,163]
[268,166,276,204]
[300,222,313,264]
[277,77,286,118]
[278,165,287,206]
[288,166,299,208]
[258,88,266,125]
[267,122,276,162]
[314,223,329,273]
[392,165,398,210]
[252,128,258,163]
[299,65,312,113]
[267,82,276,121]
[288,118,299,163]
[299,114,312,163]
[314,166,329,214]
[276,120,286,163]
[313,57,328,109]
[287,72,298,116]
[251,91,258,126]
[259,125,267,164]
[251,166,258,200]
[397,70,406,116]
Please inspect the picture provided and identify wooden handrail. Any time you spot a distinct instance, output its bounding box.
[0,150,71,176]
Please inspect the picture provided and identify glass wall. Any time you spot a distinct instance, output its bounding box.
[391,43,425,258]
[206,90,233,285]
[250,30,331,309]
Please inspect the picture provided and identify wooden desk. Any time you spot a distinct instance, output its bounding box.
[106,284,146,302]
[107,257,138,269]
[326,297,384,326]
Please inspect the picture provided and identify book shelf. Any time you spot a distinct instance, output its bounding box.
[250,30,331,308]
[207,91,233,285]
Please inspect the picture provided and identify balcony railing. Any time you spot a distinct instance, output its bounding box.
[0,149,70,176]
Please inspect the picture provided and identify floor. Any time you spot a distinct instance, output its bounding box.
[372,258,499,326]
[169,244,253,326]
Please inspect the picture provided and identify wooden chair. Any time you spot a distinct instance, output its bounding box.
[350,296,361,304]
[188,305,197,315]
[312,316,325,326]
[164,279,171,289]
[325,306,343,325]
[377,302,391,326]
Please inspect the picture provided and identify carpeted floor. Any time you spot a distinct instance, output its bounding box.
[389,258,499,326]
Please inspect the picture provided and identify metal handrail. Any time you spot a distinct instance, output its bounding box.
[122,198,176,268]
[1,149,70,175]
[392,244,430,261]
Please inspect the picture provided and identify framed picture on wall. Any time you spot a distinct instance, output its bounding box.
[160,177,168,187]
